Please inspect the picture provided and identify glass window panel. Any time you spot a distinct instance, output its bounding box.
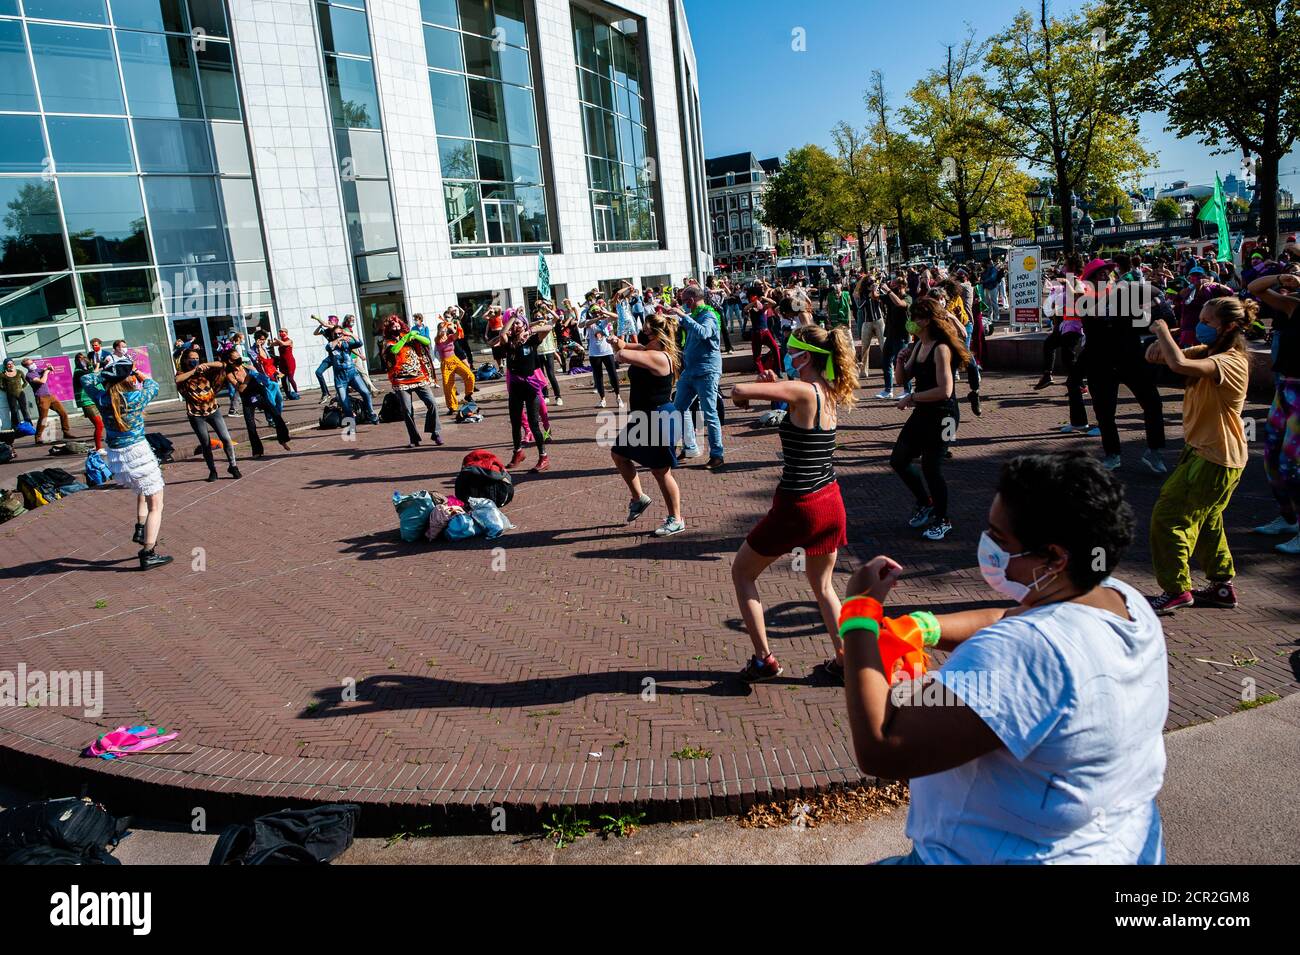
[617,114,634,162]
[428,70,470,137]
[0,116,47,173]
[196,40,239,120]
[29,24,124,115]
[438,137,475,180]
[47,117,135,172]
[0,278,80,330]
[0,180,68,276]
[611,29,627,88]
[219,179,263,261]
[0,0,18,14]
[502,83,536,145]
[79,267,157,318]
[23,0,107,23]
[457,0,490,36]
[464,34,529,87]
[572,7,596,71]
[494,0,526,48]
[341,179,396,253]
[0,20,39,112]
[443,181,481,244]
[509,144,541,185]
[211,121,250,176]
[110,0,188,33]
[582,104,604,158]
[587,156,610,191]
[233,259,268,291]
[157,260,227,317]
[419,0,457,28]
[355,250,399,284]
[516,184,547,243]
[142,175,225,265]
[467,77,504,141]
[85,314,176,398]
[424,23,462,72]
[133,117,212,172]
[185,0,228,38]
[325,54,380,129]
[336,128,386,179]
[117,31,201,118]
[474,141,507,182]
[628,88,642,125]
[593,20,611,79]
[59,176,150,267]
[317,2,371,57]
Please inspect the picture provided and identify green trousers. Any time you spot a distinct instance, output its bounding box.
[1150,448,1243,595]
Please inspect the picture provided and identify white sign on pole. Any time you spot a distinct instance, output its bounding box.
[1008,245,1042,332]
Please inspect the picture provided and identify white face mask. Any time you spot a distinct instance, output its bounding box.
[978,531,1058,602]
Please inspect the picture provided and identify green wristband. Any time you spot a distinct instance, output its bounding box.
[910,610,942,647]
[838,616,880,640]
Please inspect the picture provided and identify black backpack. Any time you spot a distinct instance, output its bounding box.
[0,442,13,465]
[379,390,404,423]
[319,397,344,430]
[0,797,130,865]
[209,803,360,865]
[42,466,77,487]
[145,432,174,463]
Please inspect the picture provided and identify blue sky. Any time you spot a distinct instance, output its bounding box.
[683,0,1299,192]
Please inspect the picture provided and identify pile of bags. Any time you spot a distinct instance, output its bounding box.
[392,449,516,543]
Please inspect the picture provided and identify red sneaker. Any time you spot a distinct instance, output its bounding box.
[739,653,783,684]
[1191,581,1238,609]
[1148,591,1194,616]
[531,453,550,473]
[506,449,526,469]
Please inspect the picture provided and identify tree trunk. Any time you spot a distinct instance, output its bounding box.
[895,202,907,265]
[1055,172,1074,260]
[1258,151,1281,254]
[959,199,974,261]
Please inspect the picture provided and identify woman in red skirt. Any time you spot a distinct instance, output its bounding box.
[731,291,859,684]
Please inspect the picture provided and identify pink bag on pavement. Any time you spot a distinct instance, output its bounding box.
[83,725,179,760]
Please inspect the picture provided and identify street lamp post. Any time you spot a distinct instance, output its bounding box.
[1028,190,1048,240]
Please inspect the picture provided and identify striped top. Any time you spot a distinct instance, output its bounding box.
[777,384,836,495]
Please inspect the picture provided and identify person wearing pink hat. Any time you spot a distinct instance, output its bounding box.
[1077,258,1168,473]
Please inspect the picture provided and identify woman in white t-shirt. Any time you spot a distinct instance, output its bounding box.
[839,450,1168,864]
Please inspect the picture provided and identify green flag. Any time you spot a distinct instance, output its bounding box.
[1197,173,1230,262]
[537,251,551,301]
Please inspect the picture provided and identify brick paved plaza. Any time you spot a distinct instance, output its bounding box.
[0,368,1296,830]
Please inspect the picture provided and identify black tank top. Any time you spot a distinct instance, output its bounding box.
[777,384,836,495]
[913,342,954,400]
[628,360,672,412]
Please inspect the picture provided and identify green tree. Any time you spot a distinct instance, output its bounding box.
[1111,0,1300,251]
[864,70,930,263]
[1150,196,1183,221]
[983,0,1151,258]
[1091,183,1135,222]
[830,122,880,269]
[756,144,846,254]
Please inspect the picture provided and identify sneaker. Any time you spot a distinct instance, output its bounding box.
[1101,454,1122,471]
[907,504,933,528]
[682,447,702,459]
[1141,449,1168,474]
[617,397,625,409]
[923,518,953,541]
[433,434,444,446]
[1148,591,1194,615]
[555,398,564,407]
[228,465,242,480]
[507,449,526,469]
[1191,581,1238,609]
[653,516,685,537]
[739,653,783,684]
[1252,516,1300,536]
[1084,426,1101,437]
[819,655,846,686]
[968,391,982,417]
[626,494,652,523]
[138,549,174,571]
[531,453,550,473]
[598,397,607,409]
[705,456,725,470]
[1277,533,1300,555]
[542,429,551,442]
[875,388,896,400]
[1033,373,1053,390]
[205,470,219,483]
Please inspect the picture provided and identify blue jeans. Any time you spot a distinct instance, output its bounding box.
[335,368,374,421]
[882,336,908,392]
[674,371,723,459]
[315,357,331,397]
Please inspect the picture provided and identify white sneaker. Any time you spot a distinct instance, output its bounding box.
[653,516,685,537]
[1277,533,1300,555]
[1101,454,1122,471]
[1252,516,1300,536]
[875,389,895,400]
[617,397,625,409]
[555,398,564,407]
[598,397,607,408]
[682,448,702,459]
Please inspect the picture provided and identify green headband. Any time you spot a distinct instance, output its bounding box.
[787,336,835,381]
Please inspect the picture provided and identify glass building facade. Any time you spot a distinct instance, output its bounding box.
[571,2,658,253]
[0,0,272,400]
[422,0,552,257]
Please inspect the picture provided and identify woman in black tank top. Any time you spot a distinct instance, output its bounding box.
[891,297,970,542]
[610,315,687,538]
[729,297,859,685]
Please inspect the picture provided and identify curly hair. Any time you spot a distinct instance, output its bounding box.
[788,323,857,409]
[997,451,1135,590]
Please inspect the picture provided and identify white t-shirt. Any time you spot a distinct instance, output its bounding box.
[905,577,1168,864]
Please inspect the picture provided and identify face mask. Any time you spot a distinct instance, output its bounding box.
[637,330,651,346]
[905,320,920,336]
[182,359,199,370]
[977,531,1036,602]
[1195,321,1219,345]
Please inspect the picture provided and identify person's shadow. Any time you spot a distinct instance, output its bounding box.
[0,556,139,579]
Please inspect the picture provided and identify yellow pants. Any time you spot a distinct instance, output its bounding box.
[441,354,475,413]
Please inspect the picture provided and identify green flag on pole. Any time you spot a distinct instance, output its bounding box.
[1198,173,1231,262]
[537,251,551,301]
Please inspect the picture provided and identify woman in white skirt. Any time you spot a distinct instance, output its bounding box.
[86,357,173,570]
